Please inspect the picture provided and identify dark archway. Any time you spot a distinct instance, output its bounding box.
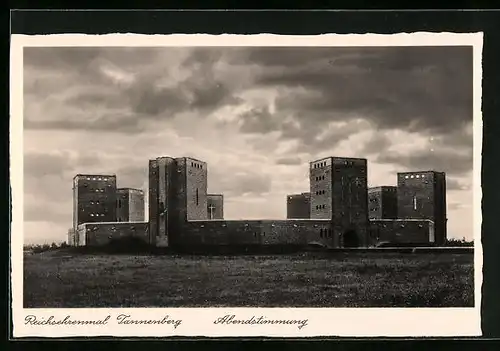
[343,229,360,248]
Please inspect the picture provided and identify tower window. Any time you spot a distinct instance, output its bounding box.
[196,189,199,206]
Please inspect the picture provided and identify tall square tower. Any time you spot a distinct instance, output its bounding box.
[397,171,447,245]
[116,188,145,222]
[175,157,208,221]
[368,186,398,219]
[309,157,369,247]
[72,174,117,229]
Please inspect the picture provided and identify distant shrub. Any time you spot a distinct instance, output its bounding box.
[445,238,474,247]
[24,241,69,253]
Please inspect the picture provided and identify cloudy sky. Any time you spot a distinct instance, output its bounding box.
[23,45,473,244]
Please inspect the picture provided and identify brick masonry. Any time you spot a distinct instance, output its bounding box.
[183,157,208,221]
[70,155,448,250]
[148,157,177,247]
[77,222,149,246]
[397,171,447,245]
[72,174,117,229]
[286,192,310,219]
[368,186,398,219]
[207,194,224,219]
[117,188,145,222]
[310,157,369,247]
[368,219,435,245]
[179,219,335,247]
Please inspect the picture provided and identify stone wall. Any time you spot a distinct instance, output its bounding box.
[73,174,117,228]
[116,189,130,222]
[128,189,145,222]
[368,186,398,219]
[331,158,369,247]
[75,224,87,246]
[79,222,149,246]
[397,171,447,245]
[286,193,310,219]
[309,158,333,219]
[368,219,435,246]
[184,158,208,221]
[178,219,337,248]
[67,227,75,246]
[149,157,177,247]
[207,194,224,219]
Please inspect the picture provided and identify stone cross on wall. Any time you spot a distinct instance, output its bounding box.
[208,204,216,220]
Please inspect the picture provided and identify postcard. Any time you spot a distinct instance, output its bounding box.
[10,32,483,338]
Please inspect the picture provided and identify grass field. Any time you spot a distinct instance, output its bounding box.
[23,249,474,308]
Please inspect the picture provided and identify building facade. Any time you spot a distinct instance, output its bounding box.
[148,157,209,247]
[286,192,311,219]
[69,155,448,250]
[368,219,435,246]
[368,186,398,219]
[75,222,148,247]
[117,188,145,222]
[148,157,177,247]
[309,157,369,247]
[207,194,224,220]
[72,174,117,229]
[397,171,447,245]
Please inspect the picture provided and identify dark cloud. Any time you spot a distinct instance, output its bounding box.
[375,148,472,176]
[239,106,280,134]
[24,47,243,133]
[24,113,145,134]
[242,46,473,154]
[275,156,303,166]
[24,152,69,177]
[24,46,473,156]
[359,133,393,156]
[24,47,165,72]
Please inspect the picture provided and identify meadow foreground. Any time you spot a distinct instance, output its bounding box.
[23,250,474,308]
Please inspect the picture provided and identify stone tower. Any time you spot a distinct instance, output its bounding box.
[72,174,117,230]
[309,157,369,247]
[148,156,208,247]
[368,186,398,219]
[397,171,447,245]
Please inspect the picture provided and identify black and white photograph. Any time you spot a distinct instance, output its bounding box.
[11,33,483,337]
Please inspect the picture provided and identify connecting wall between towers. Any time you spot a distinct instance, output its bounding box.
[74,222,149,247]
[178,220,337,247]
[368,219,435,246]
[71,218,434,248]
